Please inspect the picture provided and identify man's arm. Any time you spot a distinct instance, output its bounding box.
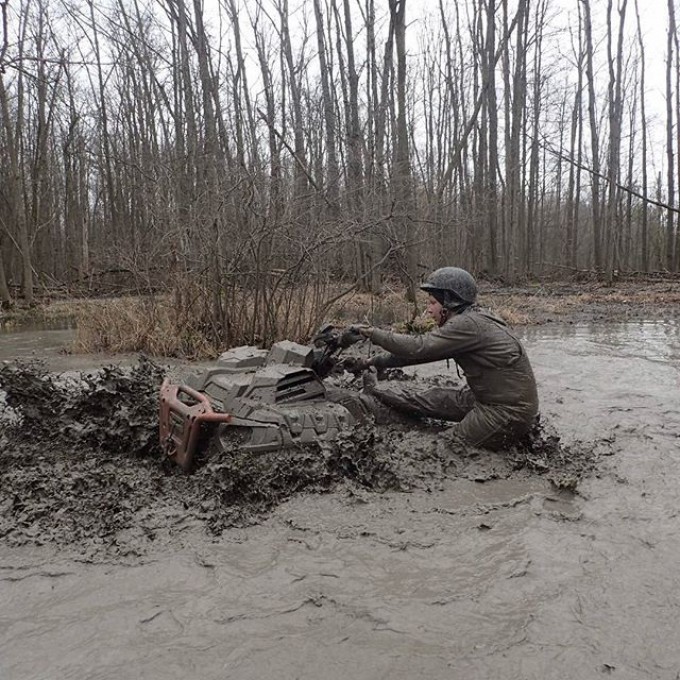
[363,316,480,365]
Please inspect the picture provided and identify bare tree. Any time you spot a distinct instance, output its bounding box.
[604,0,628,279]
[479,0,499,275]
[526,0,549,273]
[565,10,585,270]
[1,0,680,320]
[666,0,676,271]
[0,0,9,73]
[673,0,680,270]
[388,0,417,302]
[581,0,604,270]
[62,59,90,281]
[0,1,32,303]
[504,0,529,281]
[278,0,310,202]
[337,0,376,289]
[632,0,648,271]
[312,0,339,207]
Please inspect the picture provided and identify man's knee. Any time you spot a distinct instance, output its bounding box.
[454,407,535,450]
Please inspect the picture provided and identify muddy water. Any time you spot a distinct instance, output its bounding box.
[0,325,75,361]
[1,322,679,680]
[0,325,137,373]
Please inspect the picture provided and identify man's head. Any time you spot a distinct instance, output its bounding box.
[420,267,477,324]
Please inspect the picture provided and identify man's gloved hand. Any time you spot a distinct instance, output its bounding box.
[339,324,373,348]
[341,356,373,374]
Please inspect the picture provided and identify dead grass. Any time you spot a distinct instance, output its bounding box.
[67,288,426,358]
[327,288,422,325]
[480,281,680,324]
[71,296,218,358]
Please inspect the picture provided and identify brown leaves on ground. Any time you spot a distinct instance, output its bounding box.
[480,279,680,325]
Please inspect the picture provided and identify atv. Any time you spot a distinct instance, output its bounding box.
[159,325,368,471]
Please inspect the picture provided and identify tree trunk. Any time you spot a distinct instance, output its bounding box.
[504,0,528,282]
[666,0,676,271]
[0,70,32,303]
[604,0,628,280]
[389,0,417,302]
[582,0,604,270]
[279,0,309,203]
[485,0,498,275]
[313,0,339,208]
[634,0,649,271]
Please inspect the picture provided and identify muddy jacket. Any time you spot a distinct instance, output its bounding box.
[364,308,539,446]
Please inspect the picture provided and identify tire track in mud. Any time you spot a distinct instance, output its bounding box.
[0,358,603,552]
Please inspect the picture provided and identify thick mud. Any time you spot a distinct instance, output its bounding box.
[0,358,595,552]
[1,318,679,680]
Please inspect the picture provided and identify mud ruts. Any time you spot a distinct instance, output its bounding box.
[0,358,599,551]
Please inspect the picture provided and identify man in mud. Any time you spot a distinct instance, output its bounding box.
[344,267,539,450]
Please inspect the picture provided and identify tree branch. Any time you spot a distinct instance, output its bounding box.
[537,134,680,215]
[0,0,8,74]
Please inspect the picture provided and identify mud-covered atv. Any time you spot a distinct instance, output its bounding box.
[159,325,368,471]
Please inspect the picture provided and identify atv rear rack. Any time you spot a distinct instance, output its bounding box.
[159,380,232,471]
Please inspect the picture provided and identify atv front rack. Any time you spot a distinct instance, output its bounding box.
[159,380,232,471]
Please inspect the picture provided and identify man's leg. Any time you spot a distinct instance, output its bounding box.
[455,403,536,450]
[367,383,476,422]
[325,387,415,425]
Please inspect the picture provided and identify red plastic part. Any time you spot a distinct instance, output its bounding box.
[159,380,232,471]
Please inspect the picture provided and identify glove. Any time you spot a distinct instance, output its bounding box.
[311,323,336,347]
[339,324,373,348]
[341,356,373,374]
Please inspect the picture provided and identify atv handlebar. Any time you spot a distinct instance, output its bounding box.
[310,324,370,378]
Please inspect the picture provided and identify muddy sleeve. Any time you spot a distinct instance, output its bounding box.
[366,317,480,368]
[368,351,410,370]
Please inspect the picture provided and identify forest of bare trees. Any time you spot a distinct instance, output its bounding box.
[1,0,680,320]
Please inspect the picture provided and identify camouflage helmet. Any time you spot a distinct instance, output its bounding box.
[420,267,477,307]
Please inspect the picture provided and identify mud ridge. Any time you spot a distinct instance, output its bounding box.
[0,358,604,552]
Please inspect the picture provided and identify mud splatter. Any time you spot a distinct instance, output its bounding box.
[0,359,603,551]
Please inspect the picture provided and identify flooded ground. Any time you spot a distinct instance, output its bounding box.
[1,320,679,679]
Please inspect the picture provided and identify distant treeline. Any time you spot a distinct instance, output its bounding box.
[1,0,679,310]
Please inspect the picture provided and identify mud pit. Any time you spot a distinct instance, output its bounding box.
[1,314,679,679]
[0,358,593,551]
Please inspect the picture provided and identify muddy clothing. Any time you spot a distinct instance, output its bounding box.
[363,308,539,449]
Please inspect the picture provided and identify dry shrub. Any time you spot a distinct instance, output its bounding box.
[330,287,423,325]
[70,281,430,359]
[481,294,535,325]
[72,285,543,359]
[72,296,219,358]
[493,307,532,326]
[0,298,95,331]
[72,285,412,359]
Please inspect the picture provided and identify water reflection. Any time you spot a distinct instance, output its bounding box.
[0,327,76,362]
[0,316,76,333]
[522,320,680,365]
